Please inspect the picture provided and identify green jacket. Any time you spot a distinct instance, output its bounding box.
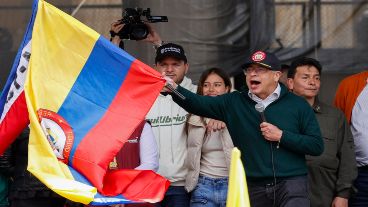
[174,84,323,181]
[307,99,357,207]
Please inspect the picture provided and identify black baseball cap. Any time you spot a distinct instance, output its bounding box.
[155,43,187,63]
[242,51,281,71]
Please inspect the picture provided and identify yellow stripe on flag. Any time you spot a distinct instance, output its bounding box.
[226,148,251,207]
[30,0,99,113]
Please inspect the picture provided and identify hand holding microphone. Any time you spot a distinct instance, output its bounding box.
[255,103,283,142]
[260,122,283,142]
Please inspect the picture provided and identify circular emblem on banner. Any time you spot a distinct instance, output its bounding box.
[252,51,266,62]
[37,109,74,164]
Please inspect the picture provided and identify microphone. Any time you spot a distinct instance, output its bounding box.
[255,103,266,122]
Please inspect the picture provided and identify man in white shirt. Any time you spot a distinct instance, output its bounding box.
[334,71,368,207]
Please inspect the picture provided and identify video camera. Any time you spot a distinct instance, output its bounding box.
[118,8,168,40]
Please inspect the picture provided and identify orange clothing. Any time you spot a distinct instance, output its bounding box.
[334,71,368,123]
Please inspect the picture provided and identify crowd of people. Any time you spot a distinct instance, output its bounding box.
[0,20,367,207]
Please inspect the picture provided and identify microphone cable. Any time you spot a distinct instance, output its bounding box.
[255,103,277,206]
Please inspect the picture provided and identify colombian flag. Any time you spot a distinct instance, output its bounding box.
[1,0,169,205]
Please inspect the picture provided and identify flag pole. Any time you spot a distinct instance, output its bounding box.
[71,0,87,17]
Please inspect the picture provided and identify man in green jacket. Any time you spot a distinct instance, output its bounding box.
[287,57,357,207]
[163,50,324,207]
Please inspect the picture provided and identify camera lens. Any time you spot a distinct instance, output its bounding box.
[130,24,148,40]
[119,8,167,40]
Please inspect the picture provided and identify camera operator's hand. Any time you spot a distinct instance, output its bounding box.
[142,23,163,47]
[110,21,124,46]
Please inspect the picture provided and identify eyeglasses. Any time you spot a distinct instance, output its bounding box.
[243,67,270,75]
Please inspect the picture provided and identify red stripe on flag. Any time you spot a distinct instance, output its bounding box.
[0,92,29,154]
[103,169,170,203]
[72,59,165,191]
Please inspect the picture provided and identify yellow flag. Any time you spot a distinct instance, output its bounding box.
[226,148,251,207]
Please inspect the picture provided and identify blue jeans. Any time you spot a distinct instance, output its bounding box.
[155,186,190,207]
[190,175,228,207]
[248,175,309,207]
[349,167,368,207]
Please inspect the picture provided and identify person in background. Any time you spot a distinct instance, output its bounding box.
[287,57,357,207]
[146,43,196,207]
[334,70,368,207]
[163,50,323,207]
[185,68,234,207]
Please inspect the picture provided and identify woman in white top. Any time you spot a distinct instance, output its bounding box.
[185,68,234,207]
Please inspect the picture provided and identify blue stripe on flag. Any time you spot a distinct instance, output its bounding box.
[57,36,135,165]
